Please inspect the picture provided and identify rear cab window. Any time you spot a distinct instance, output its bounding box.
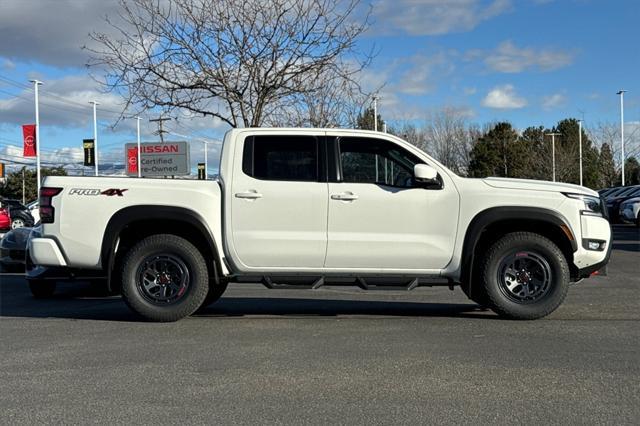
[242,135,319,182]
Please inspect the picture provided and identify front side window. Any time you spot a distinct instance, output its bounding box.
[339,138,423,188]
[243,136,318,181]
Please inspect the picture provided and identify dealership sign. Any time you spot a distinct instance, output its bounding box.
[125,142,190,176]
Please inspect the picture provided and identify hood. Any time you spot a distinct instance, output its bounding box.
[621,196,640,205]
[482,177,598,196]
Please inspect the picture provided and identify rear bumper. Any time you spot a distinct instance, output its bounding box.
[26,264,105,281]
[29,237,67,267]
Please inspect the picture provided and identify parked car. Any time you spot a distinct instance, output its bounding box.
[27,128,611,321]
[0,227,31,272]
[606,186,640,222]
[619,197,640,227]
[598,187,616,197]
[0,205,10,231]
[604,185,637,200]
[26,200,39,223]
[0,198,35,229]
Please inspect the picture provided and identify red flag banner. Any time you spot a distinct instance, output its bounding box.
[22,124,37,157]
[127,147,138,174]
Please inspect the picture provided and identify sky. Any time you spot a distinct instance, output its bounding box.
[0,0,639,175]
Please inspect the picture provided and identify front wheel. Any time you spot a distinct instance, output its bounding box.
[481,232,570,320]
[121,234,209,322]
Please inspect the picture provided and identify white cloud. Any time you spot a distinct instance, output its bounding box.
[0,1,124,67]
[542,93,566,110]
[0,74,126,128]
[482,41,575,73]
[395,52,455,96]
[463,87,477,95]
[372,0,512,36]
[2,59,16,70]
[482,84,527,109]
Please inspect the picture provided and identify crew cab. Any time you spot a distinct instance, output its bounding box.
[27,128,611,321]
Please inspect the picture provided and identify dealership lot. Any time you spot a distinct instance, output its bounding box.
[1,225,639,424]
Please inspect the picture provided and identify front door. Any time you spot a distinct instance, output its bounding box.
[230,134,328,269]
[325,137,459,271]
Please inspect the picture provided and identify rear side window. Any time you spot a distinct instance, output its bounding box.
[243,135,318,182]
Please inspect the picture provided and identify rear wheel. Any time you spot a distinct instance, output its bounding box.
[28,279,57,298]
[481,232,569,320]
[11,217,27,229]
[121,234,209,322]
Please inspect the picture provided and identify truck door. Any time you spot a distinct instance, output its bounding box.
[229,134,328,269]
[325,136,459,271]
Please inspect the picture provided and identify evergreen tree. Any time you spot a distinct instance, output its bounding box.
[468,122,522,178]
[0,167,67,203]
[553,118,599,188]
[620,157,640,185]
[518,126,549,180]
[356,107,385,131]
[598,143,616,188]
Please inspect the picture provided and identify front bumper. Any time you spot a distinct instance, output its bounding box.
[577,233,612,278]
[573,215,612,279]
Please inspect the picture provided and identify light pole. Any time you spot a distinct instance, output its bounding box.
[617,90,626,186]
[372,95,378,132]
[135,116,142,178]
[546,132,561,182]
[203,141,208,180]
[89,100,99,176]
[578,120,583,186]
[29,79,43,198]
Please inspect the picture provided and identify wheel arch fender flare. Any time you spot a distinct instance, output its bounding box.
[100,205,222,290]
[460,206,577,288]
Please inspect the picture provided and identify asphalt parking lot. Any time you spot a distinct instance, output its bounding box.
[1,225,639,425]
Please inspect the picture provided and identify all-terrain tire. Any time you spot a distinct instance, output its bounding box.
[121,234,209,322]
[481,232,570,320]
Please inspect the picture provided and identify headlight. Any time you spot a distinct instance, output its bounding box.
[564,193,604,217]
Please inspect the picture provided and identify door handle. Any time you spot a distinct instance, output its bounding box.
[331,192,358,201]
[235,190,263,199]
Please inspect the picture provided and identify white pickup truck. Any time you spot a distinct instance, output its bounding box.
[27,128,611,321]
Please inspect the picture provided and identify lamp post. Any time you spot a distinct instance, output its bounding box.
[135,116,142,178]
[546,132,561,182]
[89,100,99,176]
[578,120,583,186]
[617,90,626,186]
[372,95,378,132]
[203,141,208,180]
[29,79,43,197]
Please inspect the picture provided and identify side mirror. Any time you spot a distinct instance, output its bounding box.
[414,164,438,182]
[414,164,442,189]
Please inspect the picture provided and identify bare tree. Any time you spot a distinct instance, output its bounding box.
[264,66,375,128]
[423,107,476,175]
[87,0,371,127]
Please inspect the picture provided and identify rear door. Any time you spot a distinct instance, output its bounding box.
[229,133,328,269]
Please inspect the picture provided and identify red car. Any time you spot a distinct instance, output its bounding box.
[0,206,10,231]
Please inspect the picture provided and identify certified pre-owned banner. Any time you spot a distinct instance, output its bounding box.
[125,141,190,177]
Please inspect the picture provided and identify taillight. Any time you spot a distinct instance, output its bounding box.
[39,187,62,224]
[0,207,8,218]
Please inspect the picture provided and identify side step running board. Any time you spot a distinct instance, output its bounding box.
[257,276,453,291]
